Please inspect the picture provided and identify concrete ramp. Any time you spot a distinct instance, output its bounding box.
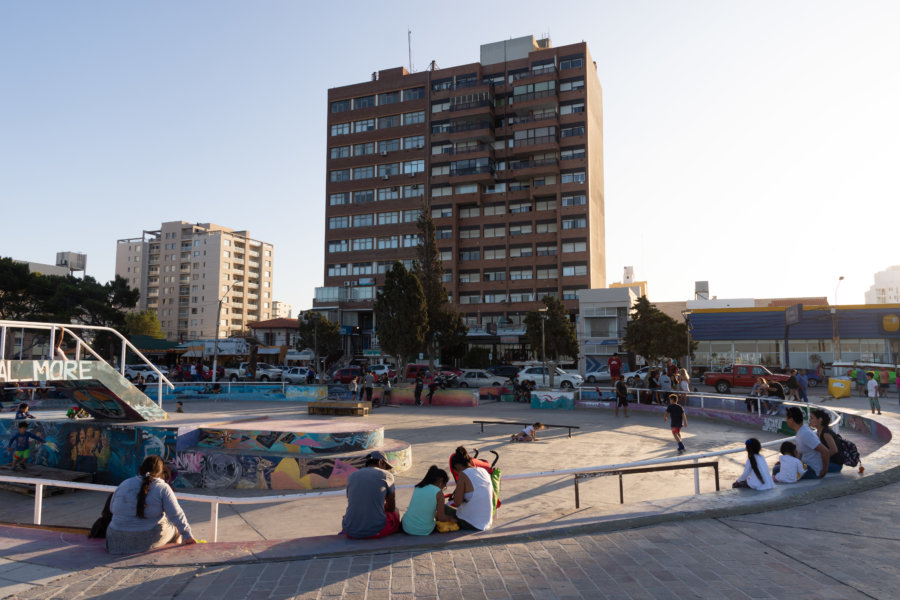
[0,359,167,421]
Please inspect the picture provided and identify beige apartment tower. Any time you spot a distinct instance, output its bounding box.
[116,221,274,342]
[315,35,605,358]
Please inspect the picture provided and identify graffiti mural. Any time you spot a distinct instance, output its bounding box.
[196,426,383,455]
[530,391,575,410]
[285,385,328,401]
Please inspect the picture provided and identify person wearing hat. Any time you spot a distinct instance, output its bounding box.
[341,450,400,539]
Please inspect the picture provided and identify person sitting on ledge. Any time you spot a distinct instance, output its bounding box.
[732,438,774,490]
[450,450,494,531]
[106,455,196,554]
[341,451,400,539]
[776,406,828,479]
[401,465,457,535]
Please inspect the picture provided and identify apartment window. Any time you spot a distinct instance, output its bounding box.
[536,221,558,234]
[352,262,373,275]
[331,99,350,113]
[330,145,350,159]
[419,207,448,223]
[378,211,400,225]
[329,169,349,182]
[459,293,481,305]
[509,202,531,214]
[459,271,480,283]
[537,267,558,279]
[435,227,453,240]
[459,249,480,262]
[562,240,587,253]
[513,80,556,97]
[352,238,373,251]
[380,138,400,153]
[562,289,578,300]
[560,56,585,70]
[379,91,400,105]
[510,268,533,281]
[510,291,535,303]
[483,203,505,217]
[403,87,424,101]
[535,198,556,211]
[403,135,424,149]
[353,95,375,109]
[484,247,506,260]
[403,209,421,222]
[431,164,450,176]
[484,182,506,194]
[560,102,585,115]
[352,214,373,227]
[439,250,452,261]
[510,223,533,236]
[560,146,585,160]
[377,261,393,274]
[561,125,585,138]
[484,269,506,281]
[404,184,424,198]
[403,159,424,175]
[459,205,479,218]
[328,264,348,276]
[378,163,400,177]
[329,192,349,206]
[331,122,350,136]
[353,118,375,133]
[459,227,480,239]
[353,142,375,156]
[377,236,399,250]
[432,184,452,197]
[403,111,425,125]
[562,193,586,206]
[510,245,533,258]
[432,99,450,114]
[483,224,505,238]
[455,183,478,195]
[352,166,374,180]
[560,78,585,92]
[223,251,231,258]
[484,293,507,304]
[562,216,587,229]
[328,240,348,253]
[442,272,453,283]
[432,77,452,91]
[537,244,558,256]
[379,115,400,129]
[403,234,419,247]
[378,187,400,201]
[353,189,374,204]
[562,264,588,277]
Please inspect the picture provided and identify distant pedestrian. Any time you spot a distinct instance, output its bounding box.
[663,394,687,454]
[414,374,424,407]
[306,367,315,385]
[15,403,36,420]
[658,370,672,398]
[349,376,359,401]
[665,359,677,377]
[786,370,800,402]
[614,375,629,418]
[647,370,661,404]
[380,377,391,407]
[427,375,438,405]
[866,372,881,415]
[607,353,623,380]
[175,401,184,413]
[856,368,867,397]
[796,370,809,403]
[364,370,375,403]
[7,422,44,471]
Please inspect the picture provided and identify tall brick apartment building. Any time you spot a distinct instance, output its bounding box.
[315,35,605,360]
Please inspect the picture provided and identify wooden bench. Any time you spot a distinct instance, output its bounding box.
[473,420,580,438]
[308,401,371,417]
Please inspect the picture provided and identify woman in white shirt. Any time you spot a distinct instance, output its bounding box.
[732,438,775,490]
[450,452,494,530]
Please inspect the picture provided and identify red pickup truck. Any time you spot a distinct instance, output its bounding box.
[703,365,790,394]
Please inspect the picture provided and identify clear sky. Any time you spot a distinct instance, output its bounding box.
[1,1,898,312]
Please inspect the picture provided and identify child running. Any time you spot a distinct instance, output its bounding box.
[7,422,45,471]
[732,438,775,490]
[772,441,808,483]
[511,422,545,442]
[663,394,687,454]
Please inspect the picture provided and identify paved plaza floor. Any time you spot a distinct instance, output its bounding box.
[0,388,896,599]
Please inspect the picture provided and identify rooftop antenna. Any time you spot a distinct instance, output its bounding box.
[408,29,413,72]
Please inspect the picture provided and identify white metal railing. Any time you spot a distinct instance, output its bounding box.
[0,400,843,543]
[580,384,798,418]
[0,320,173,406]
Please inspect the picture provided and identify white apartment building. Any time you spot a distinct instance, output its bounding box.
[865,266,900,304]
[116,221,275,342]
[273,301,292,319]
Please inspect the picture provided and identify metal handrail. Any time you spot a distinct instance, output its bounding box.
[0,320,173,406]
[0,398,845,543]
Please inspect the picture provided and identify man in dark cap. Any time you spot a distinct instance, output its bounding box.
[341,451,399,538]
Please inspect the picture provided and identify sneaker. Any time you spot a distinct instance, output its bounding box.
[678,447,685,455]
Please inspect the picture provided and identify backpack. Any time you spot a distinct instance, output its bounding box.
[832,431,861,467]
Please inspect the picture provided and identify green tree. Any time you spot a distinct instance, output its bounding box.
[0,259,35,320]
[126,310,163,338]
[524,295,578,386]
[413,205,467,367]
[623,296,697,365]
[297,311,341,374]
[374,262,427,375]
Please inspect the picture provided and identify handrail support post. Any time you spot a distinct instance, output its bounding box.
[210,501,219,543]
[34,483,43,525]
[693,458,700,495]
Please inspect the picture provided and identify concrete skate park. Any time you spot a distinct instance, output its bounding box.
[0,381,896,569]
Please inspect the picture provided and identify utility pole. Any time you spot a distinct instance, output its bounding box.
[539,307,548,387]
[212,282,235,384]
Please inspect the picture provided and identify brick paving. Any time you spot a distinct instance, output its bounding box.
[5,482,899,600]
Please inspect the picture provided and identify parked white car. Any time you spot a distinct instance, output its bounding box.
[622,366,652,386]
[516,366,583,389]
[457,369,507,387]
[283,367,310,384]
[583,365,611,383]
[124,364,165,382]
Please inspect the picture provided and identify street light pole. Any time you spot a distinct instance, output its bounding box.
[212,282,235,384]
[833,276,844,362]
[539,307,548,387]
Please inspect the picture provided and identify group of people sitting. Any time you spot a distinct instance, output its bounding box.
[341,447,496,539]
[733,406,857,489]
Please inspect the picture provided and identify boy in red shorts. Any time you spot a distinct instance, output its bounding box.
[663,394,687,454]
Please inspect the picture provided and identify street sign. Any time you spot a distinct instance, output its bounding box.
[785,304,803,326]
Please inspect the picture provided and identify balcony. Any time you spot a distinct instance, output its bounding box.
[511,65,557,82]
[432,120,493,142]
